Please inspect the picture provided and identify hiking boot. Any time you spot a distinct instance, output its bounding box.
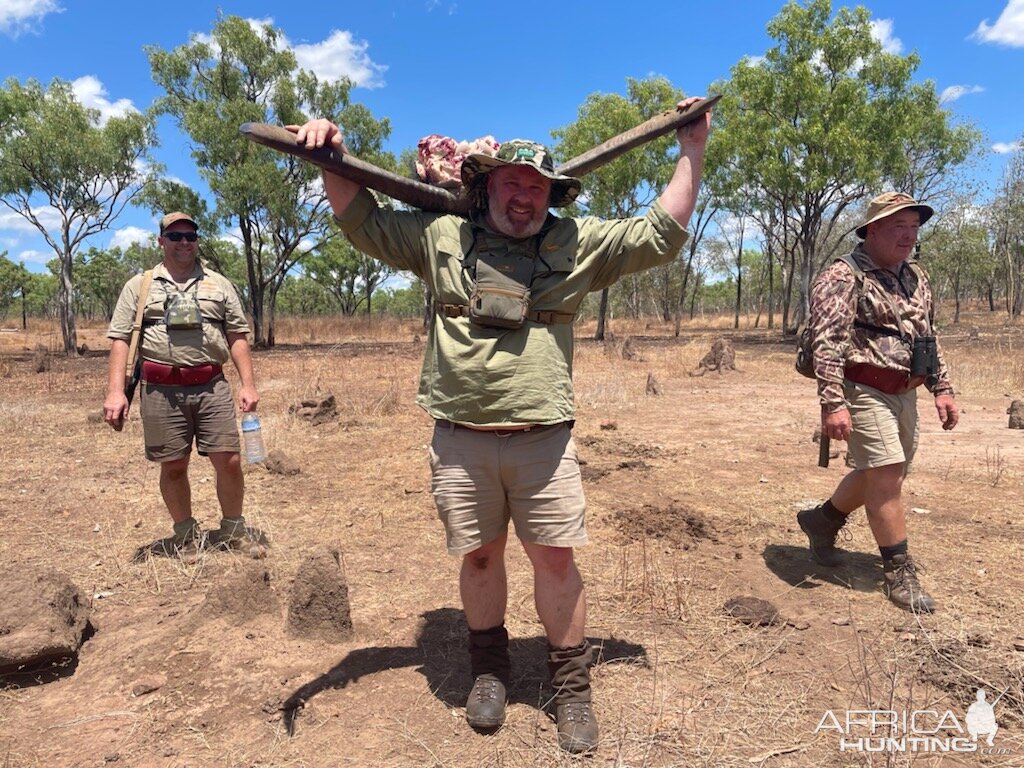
[466,674,507,730]
[466,625,510,731]
[797,505,847,567]
[883,554,936,613]
[548,641,598,754]
[169,517,206,559]
[208,517,267,558]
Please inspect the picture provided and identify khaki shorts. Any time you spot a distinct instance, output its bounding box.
[428,422,587,556]
[844,380,918,470]
[140,376,240,462]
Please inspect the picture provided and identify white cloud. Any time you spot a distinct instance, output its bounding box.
[71,76,138,126]
[197,19,387,89]
[0,206,60,233]
[14,249,50,267]
[291,30,387,88]
[972,0,1024,46]
[939,84,985,104]
[0,0,61,37]
[993,141,1023,154]
[109,226,154,251]
[870,19,903,54]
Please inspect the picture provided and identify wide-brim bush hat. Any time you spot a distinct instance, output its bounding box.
[461,139,582,208]
[855,192,934,239]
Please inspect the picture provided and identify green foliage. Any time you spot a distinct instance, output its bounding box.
[75,247,137,319]
[0,77,158,351]
[372,284,425,319]
[552,77,683,219]
[275,273,337,315]
[710,0,977,330]
[302,232,395,316]
[551,77,687,334]
[147,14,394,345]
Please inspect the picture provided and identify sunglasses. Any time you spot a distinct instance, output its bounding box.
[164,231,199,242]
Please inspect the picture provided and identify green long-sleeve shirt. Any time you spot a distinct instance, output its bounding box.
[335,189,689,426]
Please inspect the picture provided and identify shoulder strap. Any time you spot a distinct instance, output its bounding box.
[839,253,909,342]
[125,270,154,379]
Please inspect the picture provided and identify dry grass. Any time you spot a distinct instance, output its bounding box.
[1,310,1022,767]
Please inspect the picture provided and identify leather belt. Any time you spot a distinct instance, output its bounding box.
[845,363,924,395]
[435,419,572,437]
[142,361,223,386]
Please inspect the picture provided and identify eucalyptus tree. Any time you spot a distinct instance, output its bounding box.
[923,195,991,323]
[711,0,973,332]
[304,235,370,316]
[551,77,686,340]
[0,78,157,352]
[988,143,1024,318]
[148,15,393,345]
[75,247,138,320]
[0,254,32,325]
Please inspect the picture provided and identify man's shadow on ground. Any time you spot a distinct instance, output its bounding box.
[762,543,885,594]
[131,524,271,562]
[281,606,649,736]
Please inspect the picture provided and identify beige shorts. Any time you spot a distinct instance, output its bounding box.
[844,380,918,470]
[428,422,587,556]
[140,376,240,462]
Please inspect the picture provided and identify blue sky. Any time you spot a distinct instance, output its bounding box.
[2,0,1023,273]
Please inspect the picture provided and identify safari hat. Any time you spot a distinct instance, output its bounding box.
[461,140,582,208]
[159,212,198,233]
[855,192,933,239]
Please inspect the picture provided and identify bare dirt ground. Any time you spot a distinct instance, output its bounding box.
[1,314,1022,768]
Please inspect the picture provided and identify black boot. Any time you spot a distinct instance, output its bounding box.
[466,625,510,730]
[797,504,847,567]
[547,640,598,754]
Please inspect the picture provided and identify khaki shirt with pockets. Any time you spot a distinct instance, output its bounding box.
[107,263,250,368]
[335,188,690,426]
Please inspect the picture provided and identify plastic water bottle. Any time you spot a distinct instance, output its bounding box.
[241,413,266,463]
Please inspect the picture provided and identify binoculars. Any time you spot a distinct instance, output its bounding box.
[910,336,939,377]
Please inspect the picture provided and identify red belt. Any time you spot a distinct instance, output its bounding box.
[142,361,223,386]
[845,363,925,395]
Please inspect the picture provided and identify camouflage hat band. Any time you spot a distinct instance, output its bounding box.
[461,139,583,208]
[855,192,933,239]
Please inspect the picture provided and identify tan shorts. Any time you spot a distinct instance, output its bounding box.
[428,422,587,556]
[844,380,918,470]
[140,376,240,462]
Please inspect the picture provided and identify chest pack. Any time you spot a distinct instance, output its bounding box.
[433,227,575,329]
[162,276,204,330]
[795,253,921,379]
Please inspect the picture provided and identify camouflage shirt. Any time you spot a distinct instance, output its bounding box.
[809,244,954,412]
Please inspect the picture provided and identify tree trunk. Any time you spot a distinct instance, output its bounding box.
[58,251,78,355]
[266,282,278,347]
[673,245,696,337]
[594,287,609,341]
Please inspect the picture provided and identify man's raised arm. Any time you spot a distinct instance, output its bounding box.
[657,96,712,227]
[288,119,361,216]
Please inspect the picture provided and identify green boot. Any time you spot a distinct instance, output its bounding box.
[548,640,598,754]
